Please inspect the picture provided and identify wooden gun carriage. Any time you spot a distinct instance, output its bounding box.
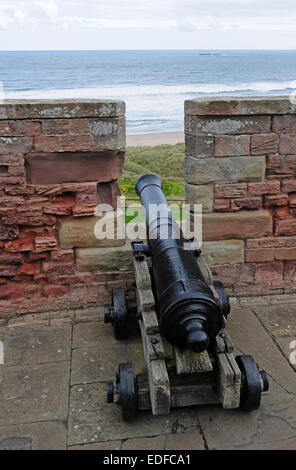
[105,175,269,421]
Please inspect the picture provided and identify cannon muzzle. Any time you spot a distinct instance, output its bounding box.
[135,174,223,353]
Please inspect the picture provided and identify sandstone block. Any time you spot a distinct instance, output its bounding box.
[254,261,283,282]
[76,242,132,272]
[214,183,248,198]
[275,248,296,261]
[185,135,214,157]
[201,240,244,265]
[201,210,273,241]
[185,115,271,136]
[58,215,125,249]
[251,134,279,155]
[215,135,250,157]
[185,156,266,185]
[246,248,275,263]
[185,97,294,116]
[282,180,296,193]
[25,151,124,185]
[185,183,213,212]
[279,135,296,154]
[0,137,33,154]
[0,100,125,120]
[248,181,280,195]
[272,115,296,134]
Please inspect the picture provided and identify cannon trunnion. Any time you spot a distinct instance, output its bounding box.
[105,174,269,420]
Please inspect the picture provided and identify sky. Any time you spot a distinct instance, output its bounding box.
[0,0,296,50]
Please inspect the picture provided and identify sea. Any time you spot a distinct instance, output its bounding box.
[1,50,296,134]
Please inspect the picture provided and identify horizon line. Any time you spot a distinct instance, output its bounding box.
[0,48,296,52]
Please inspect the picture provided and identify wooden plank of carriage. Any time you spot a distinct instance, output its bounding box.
[174,347,213,375]
[137,370,218,410]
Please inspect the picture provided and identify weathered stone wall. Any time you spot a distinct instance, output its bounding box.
[0,100,133,319]
[185,97,296,297]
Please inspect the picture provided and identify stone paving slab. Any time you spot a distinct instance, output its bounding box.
[0,296,295,450]
[121,436,166,450]
[0,421,67,450]
[69,440,122,450]
[0,362,70,425]
[71,343,145,385]
[165,432,205,450]
[68,382,201,446]
[251,304,296,338]
[2,324,72,365]
[197,303,296,450]
[227,303,296,395]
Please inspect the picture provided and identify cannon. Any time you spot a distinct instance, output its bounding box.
[105,174,269,420]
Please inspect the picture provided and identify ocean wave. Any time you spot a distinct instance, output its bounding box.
[4,80,296,100]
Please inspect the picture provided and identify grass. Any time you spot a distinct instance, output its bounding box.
[119,143,185,198]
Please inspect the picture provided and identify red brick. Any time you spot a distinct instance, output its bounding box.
[0,121,41,136]
[27,252,49,262]
[42,261,75,275]
[214,183,247,198]
[215,135,250,157]
[0,176,25,186]
[61,183,98,194]
[50,250,74,262]
[267,155,296,169]
[5,187,34,197]
[0,136,33,154]
[75,193,98,205]
[248,181,280,195]
[213,199,231,211]
[254,261,283,282]
[272,115,296,134]
[27,215,56,226]
[246,239,260,249]
[276,217,296,236]
[275,248,296,261]
[41,119,70,135]
[16,205,42,216]
[0,225,19,241]
[230,197,262,211]
[266,168,294,180]
[98,180,121,210]
[43,204,72,216]
[290,194,296,207]
[47,273,92,285]
[251,134,279,155]
[282,180,296,193]
[0,265,17,277]
[279,135,296,154]
[0,253,23,264]
[5,236,35,252]
[18,263,41,275]
[72,205,96,217]
[69,119,90,135]
[239,263,255,282]
[0,284,24,300]
[246,249,275,263]
[43,285,68,297]
[264,194,289,207]
[211,264,240,286]
[284,261,296,280]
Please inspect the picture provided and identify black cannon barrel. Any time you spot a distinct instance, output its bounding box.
[135,174,223,353]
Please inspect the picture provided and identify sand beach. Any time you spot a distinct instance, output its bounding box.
[126,131,184,147]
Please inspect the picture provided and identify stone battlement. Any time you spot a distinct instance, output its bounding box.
[185,96,296,297]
